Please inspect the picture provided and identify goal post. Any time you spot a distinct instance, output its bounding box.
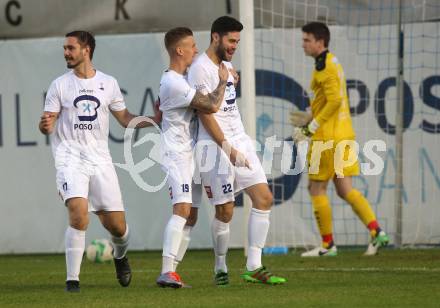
[239,0,256,256]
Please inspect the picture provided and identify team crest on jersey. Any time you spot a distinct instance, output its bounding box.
[204,186,213,198]
[225,82,236,105]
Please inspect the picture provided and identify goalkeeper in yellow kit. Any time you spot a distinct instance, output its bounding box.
[291,22,389,256]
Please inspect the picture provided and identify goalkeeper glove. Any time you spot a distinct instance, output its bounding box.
[292,119,319,143]
[289,110,313,127]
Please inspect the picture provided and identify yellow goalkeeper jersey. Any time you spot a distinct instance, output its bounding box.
[309,51,355,141]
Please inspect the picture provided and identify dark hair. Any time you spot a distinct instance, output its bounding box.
[65,30,96,60]
[164,27,193,53]
[210,16,243,42]
[302,22,330,47]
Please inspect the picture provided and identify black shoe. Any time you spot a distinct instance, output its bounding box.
[65,280,80,292]
[114,256,132,287]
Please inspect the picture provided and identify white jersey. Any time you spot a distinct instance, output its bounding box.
[44,70,126,168]
[188,52,245,141]
[159,69,197,155]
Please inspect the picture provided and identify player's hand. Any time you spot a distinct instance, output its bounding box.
[39,113,57,134]
[218,63,229,84]
[289,110,312,127]
[292,126,312,143]
[229,68,239,86]
[230,147,251,169]
[153,99,162,124]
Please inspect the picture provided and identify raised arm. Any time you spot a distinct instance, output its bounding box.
[189,63,228,113]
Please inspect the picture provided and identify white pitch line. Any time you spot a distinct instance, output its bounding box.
[280,267,440,272]
[1,267,439,278]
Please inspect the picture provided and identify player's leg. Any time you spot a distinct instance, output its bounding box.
[65,197,89,292]
[204,189,234,286]
[89,163,132,286]
[57,167,90,292]
[244,183,272,271]
[302,179,338,257]
[199,143,236,285]
[157,202,192,288]
[212,201,234,286]
[97,212,129,260]
[173,207,198,272]
[234,136,285,284]
[302,141,337,257]
[241,183,285,285]
[333,176,389,255]
[157,155,195,288]
[173,182,202,272]
[97,211,132,286]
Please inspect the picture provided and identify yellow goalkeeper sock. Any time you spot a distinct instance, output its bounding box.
[345,189,378,235]
[311,195,333,248]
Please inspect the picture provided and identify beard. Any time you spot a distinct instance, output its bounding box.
[215,43,229,62]
[65,57,80,69]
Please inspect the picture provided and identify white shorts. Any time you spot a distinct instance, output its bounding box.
[161,153,202,207]
[196,135,267,206]
[56,163,124,212]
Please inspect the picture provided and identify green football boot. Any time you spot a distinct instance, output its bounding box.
[241,266,286,285]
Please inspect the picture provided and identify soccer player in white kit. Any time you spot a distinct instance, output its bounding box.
[188,16,286,285]
[156,27,229,288]
[38,31,161,292]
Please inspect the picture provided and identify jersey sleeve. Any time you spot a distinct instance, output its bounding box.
[44,81,61,112]
[109,78,127,111]
[314,65,343,126]
[188,65,209,95]
[160,76,196,111]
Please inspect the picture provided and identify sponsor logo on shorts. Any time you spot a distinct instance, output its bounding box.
[58,191,64,202]
[169,187,173,200]
[204,186,213,198]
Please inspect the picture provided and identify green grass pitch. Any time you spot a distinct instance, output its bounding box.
[1,248,440,307]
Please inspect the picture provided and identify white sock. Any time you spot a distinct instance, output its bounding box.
[111,224,130,259]
[211,218,230,273]
[162,215,186,274]
[173,225,192,271]
[247,208,270,271]
[65,226,86,281]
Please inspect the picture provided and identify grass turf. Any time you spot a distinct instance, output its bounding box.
[0,248,440,307]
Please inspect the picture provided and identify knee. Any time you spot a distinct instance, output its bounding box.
[186,211,198,227]
[253,191,273,210]
[336,188,347,199]
[109,224,126,238]
[173,203,192,219]
[336,187,353,200]
[309,182,327,196]
[70,215,89,231]
[215,204,234,223]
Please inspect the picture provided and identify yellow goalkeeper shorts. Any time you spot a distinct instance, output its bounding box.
[307,139,360,181]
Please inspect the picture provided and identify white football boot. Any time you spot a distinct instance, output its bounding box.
[301,245,338,257]
[364,231,390,256]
